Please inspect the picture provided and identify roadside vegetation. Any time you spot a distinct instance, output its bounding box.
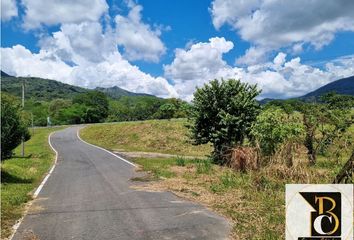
[1,127,63,238]
[81,79,353,239]
[132,154,348,239]
[1,92,30,160]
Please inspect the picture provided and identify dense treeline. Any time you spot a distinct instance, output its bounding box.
[14,91,190,126]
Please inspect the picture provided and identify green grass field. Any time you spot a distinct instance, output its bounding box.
[80,119,211,157]
[1,127,64,238]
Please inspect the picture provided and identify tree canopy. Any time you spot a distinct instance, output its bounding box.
[188,79,261,164]
[1,93,30,160]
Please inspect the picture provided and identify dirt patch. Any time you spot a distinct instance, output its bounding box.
[115,151,205,159]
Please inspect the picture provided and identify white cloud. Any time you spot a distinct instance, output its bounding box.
[1,23,177,98]
[115,4,166,62]
[1,0,175,98]
[211,0,354,50]
[1,0,18,21]
[39,21,116,64]
[164,37,233,100]
[211,0,354,64]
[1,45,74,80]
[164,38,354,100]
[235,46,268,65]
[22,0,108,29]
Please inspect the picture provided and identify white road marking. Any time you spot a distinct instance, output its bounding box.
[76,127,137,167]
[10,130,60,240]
[33,132,58,197]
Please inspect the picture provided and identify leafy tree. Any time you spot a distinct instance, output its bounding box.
[73,91,109,123]
[299,102,352,165]
[107,96,165,121]
[48,99,71,124]
[1,93,30,160]
[320,92,354,110]
[188,79,261,164]
[154,103,177,119]
[57,103,87,124]
[265,99,303,115]
[24,100,49,126]
[251,107,303,166]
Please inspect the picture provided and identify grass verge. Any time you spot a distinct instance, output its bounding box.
[131,156,347,239]
[80,119,211,157]
[1,127,64,239]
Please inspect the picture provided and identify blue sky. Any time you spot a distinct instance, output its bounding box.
[1,0,354,100]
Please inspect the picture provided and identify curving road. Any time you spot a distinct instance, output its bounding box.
[13,126,230,240]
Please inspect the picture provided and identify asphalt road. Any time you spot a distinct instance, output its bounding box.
[13,126,230,240]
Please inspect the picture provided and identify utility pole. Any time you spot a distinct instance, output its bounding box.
[21,78,25,157]
[31,112,34,135]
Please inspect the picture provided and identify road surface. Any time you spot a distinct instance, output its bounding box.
[13,127,230,240]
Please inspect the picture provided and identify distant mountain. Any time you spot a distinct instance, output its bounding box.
[1,71,12,77]
[258,76,354,104]
[299,75,354,101]
[1,74,155,101]
[258,98,277,105]
[95,86,155,98]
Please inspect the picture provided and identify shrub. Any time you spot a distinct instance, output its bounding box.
[251,107,303,166]
[188,79,261,164]
[1,93,30,160]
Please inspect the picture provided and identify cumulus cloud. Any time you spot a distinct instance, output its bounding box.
[115,4,166,62]
[235,46,269,65]
[211,0,354,63]
[1,0,18,21]
[1,0,175,98]
[39,21,116,64]
[22,0,108,29]
[164,38,354,100]
[1,22,177,98]
[164,37,234,100]
[211,0,354,49]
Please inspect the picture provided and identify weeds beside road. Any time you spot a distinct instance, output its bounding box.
[81,119,352,239]
[132,156,344,239]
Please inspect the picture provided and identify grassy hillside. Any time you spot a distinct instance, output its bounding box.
[80,119,211,157]
[1,127,64,238]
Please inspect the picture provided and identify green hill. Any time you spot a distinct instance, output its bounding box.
[1,76,89,100]
[95,86,155,98]
[1,73,156,100]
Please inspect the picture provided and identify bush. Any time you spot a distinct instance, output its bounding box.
[1,93,30,160]
[251,107,304,162]
[188,79,261,164]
